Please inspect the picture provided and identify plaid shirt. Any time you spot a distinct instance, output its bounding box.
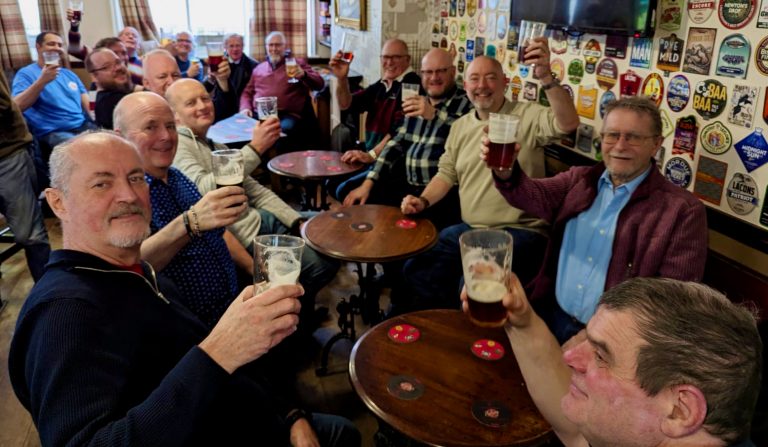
[367,85,472,186]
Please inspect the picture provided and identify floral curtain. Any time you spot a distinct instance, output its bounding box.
[0,0,32,70]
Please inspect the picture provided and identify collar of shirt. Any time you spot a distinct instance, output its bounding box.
[379,66,415,90]
[598,163,653,196]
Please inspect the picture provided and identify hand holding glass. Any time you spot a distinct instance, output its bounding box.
[255,96,279,122]
[43,51,60,67]
[211,149,244,189]
[285,57,299,83]
[69,0,83,21]
[401,83,420,102]
[487,114,520,170]
[517,20,547,64]
[460,229,513,327]
[254,235,305,294]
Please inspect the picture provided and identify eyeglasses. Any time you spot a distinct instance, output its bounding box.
[600,132,658,146]
[176,38,193,44]
[381,55,407,61]
[90,60,124,73]
[420,67,452,77]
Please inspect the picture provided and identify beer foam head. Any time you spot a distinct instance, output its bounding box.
[469,279,507,303]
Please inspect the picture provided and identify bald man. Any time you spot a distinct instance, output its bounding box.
[142,49,181,96]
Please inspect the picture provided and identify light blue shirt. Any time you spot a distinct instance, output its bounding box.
[555,166,652,323]
[11,63,87,138]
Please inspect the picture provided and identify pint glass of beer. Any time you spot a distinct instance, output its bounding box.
[255,96,279,122]
[211,149,244,189]
[207,42,224,72]
[517,20,547,64]
[253,235,305,294]
[69,0,83,22]
[459,229,513,327]
[487,113,520,170]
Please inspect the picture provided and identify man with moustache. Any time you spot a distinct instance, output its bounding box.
[464,276,759,447]
[113,92,251,327]
[484,96,707,343]
[167,79,339,332]
[328,38,421,200]
[342,48,471,231]
[86,48,135,129]
[400,54,579,312]
[142,49,182,96]
[8,131,360,446]
[206,33,258,121]
[239,31,325,147]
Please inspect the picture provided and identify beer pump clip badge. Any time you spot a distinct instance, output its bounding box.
[659,0,684,30]
[700,121,733,154]
[694,156,729,205]
[509,75,522,101]
[630,38,653,68]
[755,35,768,76]
[599,91,617,118]
[619,70,642,98]
[759,0,768,28]
[657,34,685,74]
[728,84,759,128]
[666,74,691,112]
[692,79,727,120]
[568,59,584,84]
[583,39,602,74]
[605,35,628,59]
[596,58,618,90]
[672,115,699,159]
[726,172,760,215]
[664,157,694,188]
[688,0,716,23]
[734,128,768,172]
[718,0,757,29]
[641,73,665,107]
[716,34,751,78]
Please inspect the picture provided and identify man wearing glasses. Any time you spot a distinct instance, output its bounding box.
[485,96,708,343]
[342,48,471,231]
[86,48,136,129]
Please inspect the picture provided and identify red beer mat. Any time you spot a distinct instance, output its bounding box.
[278,162,295,168]
[471,339,505,361]
[326,165,342,172]
[395,219,417,229]
[302,151,317,157]
[387,324,421,343]
[320,155,333,161]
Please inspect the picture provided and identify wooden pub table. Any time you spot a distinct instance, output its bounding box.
[350,309,553,447]
[267,150,362,210]
[301,205,438,375]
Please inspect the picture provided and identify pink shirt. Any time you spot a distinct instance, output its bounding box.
[239,58,324,119]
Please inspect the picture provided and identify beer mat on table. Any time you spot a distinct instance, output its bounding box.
[320,154,334,161]
[302,151,317,157]
[350,222,373,232]
[331,211,349,219]
[387,324,421,343]
[471,339,505,361]
[395,219,417,229]
[471,400,511,427]
[387,375,424,400]
[326,165,342,172]
[277,162,295,169]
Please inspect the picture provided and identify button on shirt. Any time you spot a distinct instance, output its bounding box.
[555,166,652,323]
[147,168,238,328]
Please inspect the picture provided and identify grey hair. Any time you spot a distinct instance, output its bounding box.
[141,48,175,66]
[265,31,286,45]
[224,33,244,46]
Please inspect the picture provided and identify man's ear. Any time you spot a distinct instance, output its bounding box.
[660,384,708,438]
[44,188,68,221]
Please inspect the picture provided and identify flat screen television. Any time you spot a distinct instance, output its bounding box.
[510,0,657,37]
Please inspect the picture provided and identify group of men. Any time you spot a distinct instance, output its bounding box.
[3,21,763,447]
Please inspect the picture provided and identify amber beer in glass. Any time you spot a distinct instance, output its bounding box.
[460,229,513,327]
[340,33,357,63]
[487,113,520,170]
[285,57,299,83]
[207,42,224,72]
[517,20,547,63]
[69,0,83,21]
[211,149,244,191]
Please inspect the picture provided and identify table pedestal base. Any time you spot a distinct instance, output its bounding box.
[315,262,383,376]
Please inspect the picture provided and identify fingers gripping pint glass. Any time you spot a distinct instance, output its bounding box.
[460,229,513,327]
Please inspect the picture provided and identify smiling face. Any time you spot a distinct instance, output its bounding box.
[116,93,178,180]
[36,33,63,64]
[266,33,286,65]
[119,27,141,54]
[561,308,666,447]
[420,49,456,100]
[225,35,244,62]
[142,51,181,96]
[601,109,662,187]
[166,79,215,137]
[46,134,151,262]
[380,39,410,82]
[175,32,194,59]
[89,49,132,92]
[464,56,507,116]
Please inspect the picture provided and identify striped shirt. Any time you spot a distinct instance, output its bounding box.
[367,85,472,186]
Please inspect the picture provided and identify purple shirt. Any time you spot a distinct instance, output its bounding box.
[239,58,324,119]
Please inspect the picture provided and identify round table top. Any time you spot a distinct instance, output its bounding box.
[301,205,438,263]
[267,150,363,180]
[350,310,552,447]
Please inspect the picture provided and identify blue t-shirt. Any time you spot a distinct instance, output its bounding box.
[176,56,204,82]
[11,63,87,138]
[147,168,238,328]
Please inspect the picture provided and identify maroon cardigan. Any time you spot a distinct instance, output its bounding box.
[494,162,708,303]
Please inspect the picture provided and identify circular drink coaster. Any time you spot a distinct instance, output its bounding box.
[320,155,333,161]
[331,211,348,219]
[471,339,505,361]
[302,151,317,157]
[350,222,373,232]
[471,400,511,427]
[387,375,424,400]
[395,219,417,229]
[387,324,421,343]
[277,162,295,168]
[326,165,342,172]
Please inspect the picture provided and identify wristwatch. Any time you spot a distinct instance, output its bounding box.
[541,78,561,91]
[284,408,312,427]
